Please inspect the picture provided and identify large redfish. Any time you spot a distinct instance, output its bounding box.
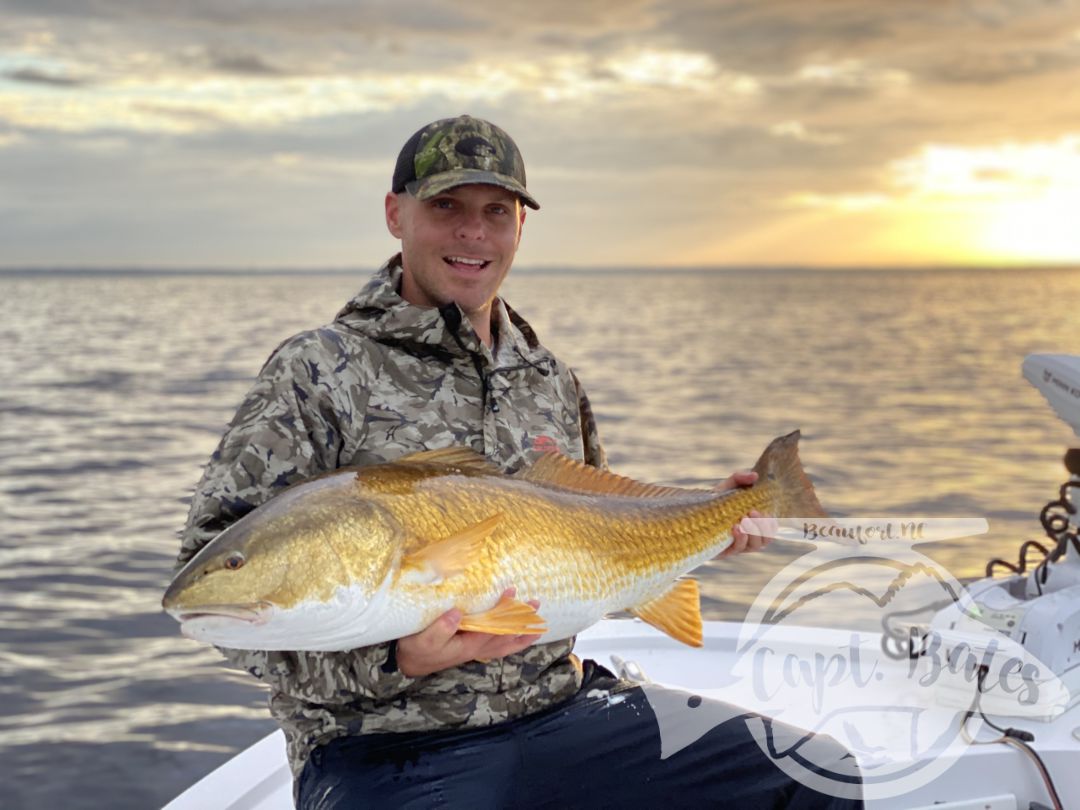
[163,431,825,650]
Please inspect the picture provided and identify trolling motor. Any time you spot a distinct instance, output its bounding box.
[924,355,1080,715]
[1008,355,1080,600]
[1015,354,1080,598]
[869,355,1079,810]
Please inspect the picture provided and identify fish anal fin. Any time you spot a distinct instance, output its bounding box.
[459,597,547,636]
[400,514,501,584]
[629,579,703,648]
[520,454,707,498]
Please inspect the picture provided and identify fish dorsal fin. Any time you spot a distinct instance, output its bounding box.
[399,514,502,584]
[393,447,502,477]
[352,448,501,496]
[629,579,703,647]
[519,453,705,498]
[459,596,548,636]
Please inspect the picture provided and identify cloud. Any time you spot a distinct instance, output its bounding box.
[892,136,1080,198]
[3,66,90,87]
[2,0,1079,267]
[0,45,763,136]
[786,192,890,212]
[0,130,26,149]
[4,0,654,33]
[204,51,284,77]
[128,102,230,128]
[791,59,909,91]
[770,121,846,145]
[654,0,898,73]
[918,46,1080,85]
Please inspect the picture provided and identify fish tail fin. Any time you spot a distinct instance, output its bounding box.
[752,430,828,519]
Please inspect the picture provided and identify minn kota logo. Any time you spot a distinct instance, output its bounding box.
[640,517,1070,801]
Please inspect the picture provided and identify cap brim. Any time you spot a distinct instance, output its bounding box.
[407,169,540,210]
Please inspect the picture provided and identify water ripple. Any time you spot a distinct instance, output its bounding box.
[3,268,1080,807]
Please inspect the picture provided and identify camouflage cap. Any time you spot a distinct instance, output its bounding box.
[392,115,539,210]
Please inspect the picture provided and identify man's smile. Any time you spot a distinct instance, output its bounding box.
[444,255,492,271]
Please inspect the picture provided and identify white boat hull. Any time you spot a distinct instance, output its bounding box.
[166,619,1080,810]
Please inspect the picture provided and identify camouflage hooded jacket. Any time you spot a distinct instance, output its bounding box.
[175,254,606,779]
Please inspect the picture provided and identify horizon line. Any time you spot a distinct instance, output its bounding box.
[1,262,1078,277]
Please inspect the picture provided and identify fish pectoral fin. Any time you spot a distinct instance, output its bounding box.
[459,598,547,636]
[629,579,703,648]
[399,514,502,584]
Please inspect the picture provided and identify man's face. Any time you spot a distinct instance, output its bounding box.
[385,183,526,316]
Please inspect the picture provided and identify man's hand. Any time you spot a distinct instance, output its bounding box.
[396,588,542,678]
[713,470,776,558]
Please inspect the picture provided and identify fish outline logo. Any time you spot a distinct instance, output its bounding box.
[640,518,1070,801]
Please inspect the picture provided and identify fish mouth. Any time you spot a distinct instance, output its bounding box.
[174,602,272,625]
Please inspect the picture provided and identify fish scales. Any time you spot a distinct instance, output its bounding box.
[163,431,827,650]
[381,478,719,596]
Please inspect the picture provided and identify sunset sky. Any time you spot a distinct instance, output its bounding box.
[2,0,1079,269]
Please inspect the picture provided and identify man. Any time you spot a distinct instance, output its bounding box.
[175,115,860,808]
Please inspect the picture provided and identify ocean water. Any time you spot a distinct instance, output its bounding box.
[2,265,1079,808]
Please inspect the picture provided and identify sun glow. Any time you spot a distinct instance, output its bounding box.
[781,137,1080,265]
[979,192,1080,262]
[894,137,1080,263]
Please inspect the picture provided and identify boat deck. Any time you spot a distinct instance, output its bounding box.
[166,620,1079,810]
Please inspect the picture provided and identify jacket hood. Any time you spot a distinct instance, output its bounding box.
[334,254,549,366]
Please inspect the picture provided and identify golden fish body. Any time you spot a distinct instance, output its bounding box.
[163,431,826,650]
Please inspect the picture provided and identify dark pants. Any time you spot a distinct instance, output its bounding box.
[297,662,863,809]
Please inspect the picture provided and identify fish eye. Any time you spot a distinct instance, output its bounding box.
[224,553,246,571]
